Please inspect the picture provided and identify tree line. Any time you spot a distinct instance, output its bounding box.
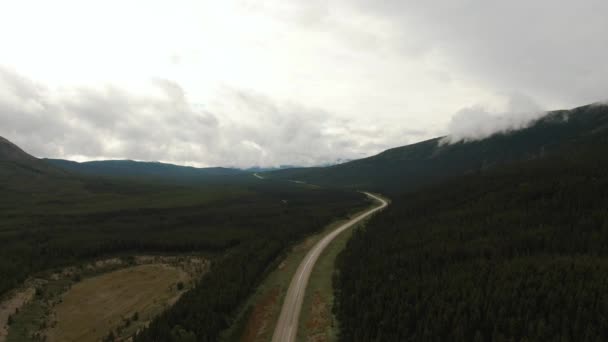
[334,142,608,341]
[1,178,367,342]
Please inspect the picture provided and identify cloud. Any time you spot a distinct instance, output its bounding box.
[349,0,608,107]
[3,2,603,166]
[443,93,546,143]
[0,67,220,165]
[0,67,414,167]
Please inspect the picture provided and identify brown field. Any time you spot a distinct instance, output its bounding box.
[240,287,280,342]
[304,291,331,342]
[46,263,189,342]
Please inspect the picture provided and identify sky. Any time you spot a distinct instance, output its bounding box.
[0,0,606,167]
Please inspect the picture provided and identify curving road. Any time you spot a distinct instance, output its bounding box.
[271,192,388,342]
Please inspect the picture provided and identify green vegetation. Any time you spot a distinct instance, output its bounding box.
[45,158,245,184]
[266,104,608,195]
[46,263,189,342]
[0,136,368,341]
[7,277,72,342]
[297,210,358,341]
[220,203,373,342]
[334,139,608,341]
[6,103,608,341]
[135,197,370,342]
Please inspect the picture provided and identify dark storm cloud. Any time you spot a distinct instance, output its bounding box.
[351,0,608,106]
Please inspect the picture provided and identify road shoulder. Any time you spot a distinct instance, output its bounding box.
[221,202,375,342]
[297,193,388,341]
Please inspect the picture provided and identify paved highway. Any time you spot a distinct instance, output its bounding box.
[271,192,388,342]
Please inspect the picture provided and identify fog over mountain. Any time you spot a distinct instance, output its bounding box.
[1,1,607,167]
[443,92,546,143]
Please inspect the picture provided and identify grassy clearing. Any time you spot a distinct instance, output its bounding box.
[5,256,207,342]
[296,222,356,342]
[298,193,388,342]
[45,263,189,342]
[221,199,376,342]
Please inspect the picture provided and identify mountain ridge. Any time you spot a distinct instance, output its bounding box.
[263,103,608,194]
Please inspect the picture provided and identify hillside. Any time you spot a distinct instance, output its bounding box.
[46,158,245,183]
[0,136,64,175]
[0,136,86,197]
[265,103,608,194]
[0,136,370,342]
[0,136,38,164]
[335,132,608,341]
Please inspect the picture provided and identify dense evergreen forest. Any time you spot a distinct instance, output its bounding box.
[266,104,608,195]
[0,138,369,341]
[0,180,365,296]
[334,140,608,341]
[126,184,368,341]
[2,181,366,341]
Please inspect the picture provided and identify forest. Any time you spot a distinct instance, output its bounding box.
[334,139,608,341]
[267,104,608,196]
[0,145,369,341]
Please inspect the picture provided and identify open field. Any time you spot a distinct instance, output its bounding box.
[3,255,208,342]
[46,263,189,342]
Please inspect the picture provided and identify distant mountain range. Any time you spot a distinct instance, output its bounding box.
[263,103,608,194]
[3,102,608,194]
[0,136,76,194]
[46,158,244,181]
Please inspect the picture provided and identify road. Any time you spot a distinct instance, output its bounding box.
[271,192,388,342]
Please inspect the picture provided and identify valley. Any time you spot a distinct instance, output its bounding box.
[2,102,608,341]
[0,137,369,341]
[2,2,606,340]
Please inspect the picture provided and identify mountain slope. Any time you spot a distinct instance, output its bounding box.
[0,136,64,174]
[0,136,81,195]
[265,103,608,194]
[334,123,608,341]
[46,158,244,183]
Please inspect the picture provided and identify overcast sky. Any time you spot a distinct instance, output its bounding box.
[1,1,606,167]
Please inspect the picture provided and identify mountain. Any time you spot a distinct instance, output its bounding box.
[0,136,36,163]
[243,165,307,172]
[46,158,245,183]
[264,103,608,194]
[0,136,77,195]
[0,136,62,174]
[334,124,608,341]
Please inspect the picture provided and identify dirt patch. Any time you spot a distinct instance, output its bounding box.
[304,291,331,342]
[240,287,280,342]
[0,287,35,342]
[45,264,190,342]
